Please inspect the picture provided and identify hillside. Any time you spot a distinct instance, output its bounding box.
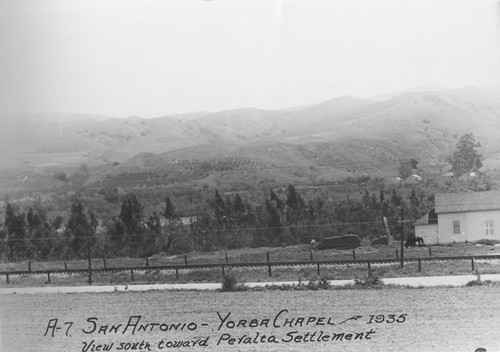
[1,86,499,198]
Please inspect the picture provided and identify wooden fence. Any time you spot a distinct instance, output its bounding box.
[2,254,500,285]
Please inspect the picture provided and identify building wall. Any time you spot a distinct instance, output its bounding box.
[415,224,439,244]
[438,210,500,243]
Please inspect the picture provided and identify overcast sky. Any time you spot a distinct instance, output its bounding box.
[0,0,499,118]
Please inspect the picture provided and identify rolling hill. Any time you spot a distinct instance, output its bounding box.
[1,86,499,197]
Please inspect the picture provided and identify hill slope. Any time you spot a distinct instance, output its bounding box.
[1,86,499,196]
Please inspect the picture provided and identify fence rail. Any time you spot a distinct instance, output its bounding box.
[2,254,500,284]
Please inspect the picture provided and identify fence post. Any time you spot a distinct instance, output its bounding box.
[28,261,31,272]
[175,268,179,280]
[6,273,9,284]
[47,271,51,285]
[428,247,432,257]
[222,265,226,277]
[396,249,399,259]
[130,269,134,281]
[64,262,67,270]
[225,253,228,264]
[317,263,320,276]
[310,251,313,261]
[471,257,475,271]
[103,258,107,269]
[352,250,356,260]
[418,258,422,272]
[367,261,371,276]
[267,252,272,277]
[184,255,188,266]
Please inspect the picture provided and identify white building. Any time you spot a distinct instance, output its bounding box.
[414,190,500,244]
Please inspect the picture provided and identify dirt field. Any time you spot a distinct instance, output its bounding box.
[1,286,499,352]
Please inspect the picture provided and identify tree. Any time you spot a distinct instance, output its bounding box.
[361,189,371,207]
[449,133,483,177]
[398,158,418,180]
[26,208,42,233]
[65,199,91,256]
[391,188,402,207]
[146,211,162,253]
[264,199,282,245]
[285,185,307,243]
[270,189,284,211]
[52,216,64,231]
[4,203,28,260]
[212,189,228,224]
[164,197,176,220]
[225,195,233,216]
[88,209,98,235]
[233,194,245,213]
[26,204,52,259]
[119,193,143,235]
[285,184,305,214]
[99,187,120,204]
[108,219,125,245]
[116,193,144,252]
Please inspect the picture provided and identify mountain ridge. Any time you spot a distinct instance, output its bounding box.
[1,86,499,185]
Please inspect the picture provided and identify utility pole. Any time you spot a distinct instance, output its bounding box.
[400,208,404,268]
[87,240,92,285]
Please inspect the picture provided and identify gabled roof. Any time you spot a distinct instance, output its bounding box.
[435,191,500,214]
[414,208,438,226]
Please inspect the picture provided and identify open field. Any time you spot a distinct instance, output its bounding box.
[3,242,500,271]
[1,285,499,352]
[1,243,500,287]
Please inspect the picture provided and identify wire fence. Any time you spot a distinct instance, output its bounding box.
[2,253,500,285]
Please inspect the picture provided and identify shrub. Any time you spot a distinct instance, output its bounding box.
[465,279,484,287]
[465,270,491,287]
[474,239,500,246]
[306,276,331,290]
[354,272,384,288]
[53,171,68,183]
[221,269,247,292]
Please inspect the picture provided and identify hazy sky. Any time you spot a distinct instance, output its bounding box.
[0,0,499,117]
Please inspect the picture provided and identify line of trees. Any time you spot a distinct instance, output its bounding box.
[0,133,485,262]
[0,184,431,261]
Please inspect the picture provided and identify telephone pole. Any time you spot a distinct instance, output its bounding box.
[400,208,404,268]
[87,240,92,285]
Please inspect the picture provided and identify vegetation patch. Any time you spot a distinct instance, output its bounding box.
[353,272,384,289]
[474,239,500,246]
[220,269,248,292]
[465,270,493,287]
